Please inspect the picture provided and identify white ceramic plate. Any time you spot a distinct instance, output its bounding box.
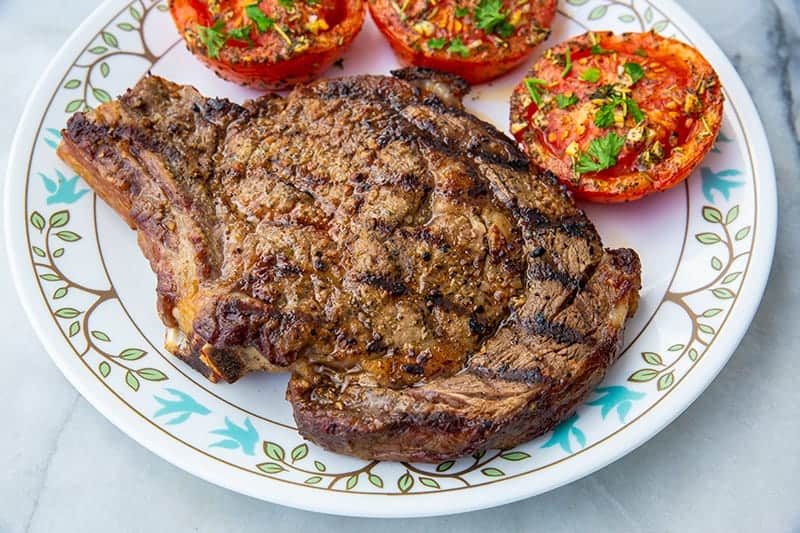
[5,0,776,518]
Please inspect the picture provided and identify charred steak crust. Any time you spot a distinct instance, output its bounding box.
[58,69,641,461]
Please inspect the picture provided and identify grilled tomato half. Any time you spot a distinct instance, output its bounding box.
[510,31,724,202]
[368,0,556,84]
[170,0,365,89]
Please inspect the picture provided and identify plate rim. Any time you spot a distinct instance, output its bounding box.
[4,0,777,518]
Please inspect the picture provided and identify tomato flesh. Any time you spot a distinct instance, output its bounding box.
[510,31,724,202]
[368,0,556,84]
[170,0,364,89]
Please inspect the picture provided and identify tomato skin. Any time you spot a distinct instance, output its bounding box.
[368,0,556,85]
[169,0,365,90]
[510,31,724,203]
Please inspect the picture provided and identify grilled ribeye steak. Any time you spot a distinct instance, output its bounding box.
[58,69,641,461]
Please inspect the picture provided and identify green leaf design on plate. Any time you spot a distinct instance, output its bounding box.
[125,370,140,391]
[103,28,123,46]
[619,14,635,22]
[689,349,699,361]
[566,0,589,4]
[696,232,721,245]
[657,372,675,391]
[641,352,663,366]
[40,274,60,282]
[257,462,285,474]
[436,460,455,472]
[55,230,81,242]
[91,330,111,342]
[369,474,384,488]
[711,256,723,270]
[628,368,659,382]
[500,451,531,461]
[702,308,723,318]
[588,5,607,19]
[652,20,668,33]
[53,248,65,258]
[100,62,110,78]
[726,205,740,225]
[98,361,111,378]
[31,211,46,231]
[304,476,322,485]
[481,467,505,477]
[264,441,285,461]
[698,323,715,334]
[712,288,736,299]
[64,79,81,89]
[55,307,80,319]
[89,46,108,54]
[668,344,684,352]
[291,443,308,462]
[702,206,722,223]
[65,100,84,113]
[32,246,46,258]
[345,474,359,490]
[314,460,326,472]
[119,348,146,360]
[397,472,414,493]
[645,7,653,22]
[92,88,112,104]
[68,321,80,337]
[473,450,486,460]
[49,210,69,228]
[130,6,142,20]
[53,287,68,299]
[723,272,742,284]
[419,477,440,488]
[117,22,135,31]
[157,4,169,11]
[735,226,751,241]
[137,368,167,381]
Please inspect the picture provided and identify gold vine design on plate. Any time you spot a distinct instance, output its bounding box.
[29,209,166,391]
[256,441,530,491]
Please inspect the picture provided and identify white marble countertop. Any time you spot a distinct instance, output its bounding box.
[1,1,798,531]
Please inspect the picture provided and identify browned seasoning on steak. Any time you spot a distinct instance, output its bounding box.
[58,69,641,462]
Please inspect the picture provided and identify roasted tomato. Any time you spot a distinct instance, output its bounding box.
[510,31,724,202]
[368,0,556,84]
[170,0,365,89]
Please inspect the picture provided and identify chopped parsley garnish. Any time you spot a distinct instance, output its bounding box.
[634,48,648,57]
[624,62,645,84]
[474,0,515,38]
[246,4,275,32]
[555,93,579,109]
[279,0,295,9]
[580,67,600,83]
[590,44,614,55]
[428,37,446,50]
[524,78,549,106]
[227,25,253,45]
[561,48,572,78]
[575,132,625,174]
[594,97,647,128]
[198,21,226,59]
[594,102,617,128]
[447,37,470,57]
[626,98,645,123]
[455,5,469,17]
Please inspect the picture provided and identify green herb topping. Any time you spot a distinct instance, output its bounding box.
[198,21,226,59]
[246,4,275,32]
[580,67,601,83]
[575,132,625,174]
[474,0,515,38]
[524,78,549,106]
[447,37,470,57]
[624,62,645,84]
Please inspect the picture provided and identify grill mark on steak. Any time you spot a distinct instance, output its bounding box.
[57,69,640,462]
